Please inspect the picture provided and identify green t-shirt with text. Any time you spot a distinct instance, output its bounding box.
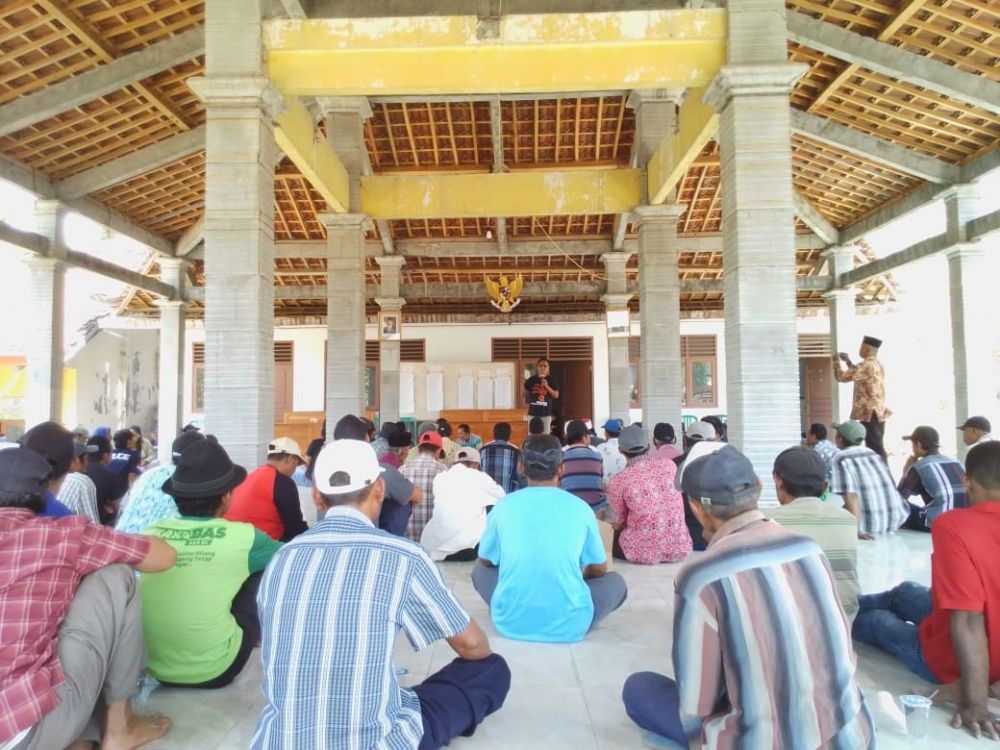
[140,516,282,684]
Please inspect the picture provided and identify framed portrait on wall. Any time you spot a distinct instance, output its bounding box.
[380,312,401,341]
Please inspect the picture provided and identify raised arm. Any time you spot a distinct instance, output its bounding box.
[950,610,1000,739]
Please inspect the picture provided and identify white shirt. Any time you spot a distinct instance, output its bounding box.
[597,438,626,483]
[57,471,100,523]
[420,463,505,561]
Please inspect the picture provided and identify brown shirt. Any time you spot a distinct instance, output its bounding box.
[834,355,890,420]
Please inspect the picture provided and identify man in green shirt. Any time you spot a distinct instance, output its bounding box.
[140,436,283,688]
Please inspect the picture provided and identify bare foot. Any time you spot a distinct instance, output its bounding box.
[100,712,171,750]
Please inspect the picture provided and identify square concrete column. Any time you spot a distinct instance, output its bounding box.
[634,205,685,433]
[155,258,187,464]
[823,245,860,423]
[24,257,65,426]
[24,199,69,426]
[188,74,280,468]
[323,213,368,426]
[601,252,633,421]
[945,186,992,457]
[376,255,406,423]
[706,49,806,491]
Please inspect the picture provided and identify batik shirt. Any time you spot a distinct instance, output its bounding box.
[608,455,691,564]
[834,355,890,421]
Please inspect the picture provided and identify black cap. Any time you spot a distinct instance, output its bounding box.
[171,431,206,461]
[653,422,676,444]
[20,421,75,478]
[86,435,112,458]
[387,427,413,448]
[0,447,53,495]
[773,446,827,487]
[958,416,991,432]
[522,435,563,473]
[162,436,247,499]
[903,425,940,449]
[73,442,99,458]
[333,414,368,441]
[862,335,882,349]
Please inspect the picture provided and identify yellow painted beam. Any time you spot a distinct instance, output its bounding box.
[361,169,641,220]
[263,11,726,96]
[273,96,350,212]
[647,87,718,205]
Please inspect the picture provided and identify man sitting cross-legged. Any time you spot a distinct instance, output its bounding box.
[853,441,1000,740]
[472,434,628,643]
[622,444,874,749]
[140,436,283,689]
[765,446,861,621]
[253,439,510,750]
[0,446,177,750]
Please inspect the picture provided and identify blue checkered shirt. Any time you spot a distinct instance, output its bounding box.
[480,440,522,494]
[252,506,470,750]
[830,445,908,535]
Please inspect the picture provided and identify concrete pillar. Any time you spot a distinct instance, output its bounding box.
[323,213,368,426]
[376,255,406,423]
[706,0,806,493]
[155,258,187,464]
[24,200,68,426]
[944,185,992,457]
[633,205,685,433]
[322,97,371,211]
[601,252,633,421]
[189,0,277,468]
[823,245,859,423]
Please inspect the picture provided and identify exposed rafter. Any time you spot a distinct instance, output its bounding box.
[31,0,193,131]
[790,110,961,184]
[490,99,508,253]
[274,95,351,212]
[0,28,203,139]
[793,190,839,246]
[0,221,176,297]
[174,216,205,257]
[54,127,206,199]
[786,11,1000,115]
[0,156,174,255]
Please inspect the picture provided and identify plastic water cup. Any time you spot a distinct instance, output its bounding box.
[900,694,933,739]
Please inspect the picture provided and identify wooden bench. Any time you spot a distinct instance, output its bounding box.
[440,409,529,446]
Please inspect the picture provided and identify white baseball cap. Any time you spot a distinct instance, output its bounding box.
[313,439,385,495]
[267,436,307,464]
[456,447,481,464]
[674,439,727,491]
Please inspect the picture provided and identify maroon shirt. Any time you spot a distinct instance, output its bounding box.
[0,510,150,742]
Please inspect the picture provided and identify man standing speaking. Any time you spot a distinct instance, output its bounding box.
[524,357,560,434]
[833,335,889,459]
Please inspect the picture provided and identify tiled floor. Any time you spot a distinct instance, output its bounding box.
[141,530,995,749]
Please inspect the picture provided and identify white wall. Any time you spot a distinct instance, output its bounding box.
[68,329,159,432]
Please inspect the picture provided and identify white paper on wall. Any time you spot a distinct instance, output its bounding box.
[426,370,444,412]
[477,374,494,408]
[494,374,513,409]
[457,374,475,409]
[400,370,415,415]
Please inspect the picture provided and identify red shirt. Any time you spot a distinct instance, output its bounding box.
[0,509,150,742]
[919,502,1000,683]
[224,465,306,542]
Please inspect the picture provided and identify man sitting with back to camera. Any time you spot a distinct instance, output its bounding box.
[472,435,627,643]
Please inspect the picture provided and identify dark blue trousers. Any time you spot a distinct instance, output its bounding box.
[414,654,511,750]
[621,672,690,749]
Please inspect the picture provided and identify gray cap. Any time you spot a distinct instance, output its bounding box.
[618,424,648,455]
[681,444,759,506]
[686,420,717,441]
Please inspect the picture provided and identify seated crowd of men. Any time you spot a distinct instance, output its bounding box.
[1,410,998,749]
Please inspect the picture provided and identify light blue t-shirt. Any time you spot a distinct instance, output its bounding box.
[478,485,606,643]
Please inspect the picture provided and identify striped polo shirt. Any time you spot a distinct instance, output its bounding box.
[252,506,470,750]
[560,444,606,510]
[673,511,874,750]
[764,497,860,620]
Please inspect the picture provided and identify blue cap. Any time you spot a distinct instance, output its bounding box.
[602,418,623,434]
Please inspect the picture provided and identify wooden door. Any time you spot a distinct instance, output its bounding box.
[802,357,833,430]
[274,362,294,420]
[556,361,594,425]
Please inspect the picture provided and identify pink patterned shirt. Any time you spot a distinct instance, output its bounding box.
[608,455,692,564]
